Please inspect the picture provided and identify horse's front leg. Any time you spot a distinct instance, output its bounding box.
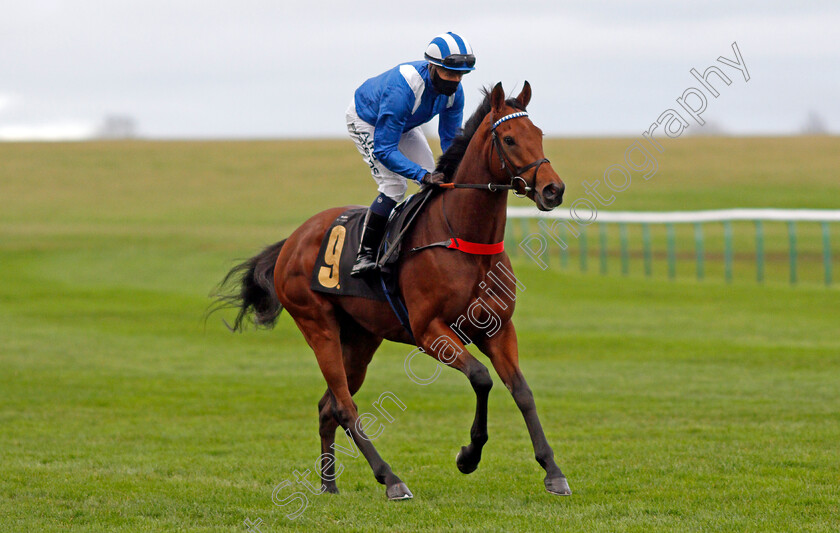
[477,321,571,495]
[415,320,493,475]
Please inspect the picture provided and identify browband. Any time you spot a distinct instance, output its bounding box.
[492,111,529,130]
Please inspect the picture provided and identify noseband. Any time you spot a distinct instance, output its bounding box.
[440,111,550,194]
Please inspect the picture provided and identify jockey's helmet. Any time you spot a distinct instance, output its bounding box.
[424,32,476,72]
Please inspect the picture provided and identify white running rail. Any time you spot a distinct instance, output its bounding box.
[506,207,840,223]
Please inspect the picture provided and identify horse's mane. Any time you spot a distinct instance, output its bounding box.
[435,86,526,181]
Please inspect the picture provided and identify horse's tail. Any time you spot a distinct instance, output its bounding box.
[208,239,287,332]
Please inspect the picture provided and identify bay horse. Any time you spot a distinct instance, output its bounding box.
[213,82,570,499]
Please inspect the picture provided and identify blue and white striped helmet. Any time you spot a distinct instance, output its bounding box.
[424,32,476,71]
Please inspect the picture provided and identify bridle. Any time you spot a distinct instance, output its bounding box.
[439,110,550,196]
[490,111,551,197]
[405,111,550,259]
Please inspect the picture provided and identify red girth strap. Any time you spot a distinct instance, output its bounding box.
[447,238,504,255]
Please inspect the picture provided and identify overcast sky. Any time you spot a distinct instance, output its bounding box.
[1,0,838,139]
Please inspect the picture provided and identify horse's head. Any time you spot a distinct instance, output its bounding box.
[488,82,565,211]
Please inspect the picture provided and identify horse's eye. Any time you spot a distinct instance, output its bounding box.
[504,136,515,146]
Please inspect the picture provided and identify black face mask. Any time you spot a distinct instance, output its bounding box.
[431,68,460,96]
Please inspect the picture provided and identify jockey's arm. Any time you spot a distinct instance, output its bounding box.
[372,84,429,183]
[437,87,465,153]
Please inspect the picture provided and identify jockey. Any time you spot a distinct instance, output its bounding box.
[347,32,476,277]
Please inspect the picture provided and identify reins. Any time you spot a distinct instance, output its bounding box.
[403,110,551,258]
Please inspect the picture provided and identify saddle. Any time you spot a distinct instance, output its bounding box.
[309,187,435,301]
[309,188,437,338]
[379,186,437,273]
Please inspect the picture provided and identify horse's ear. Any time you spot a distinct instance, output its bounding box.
[516,81,532,109]
[490,82,505,112]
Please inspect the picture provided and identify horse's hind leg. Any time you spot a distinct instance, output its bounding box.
[317,391,341,493]
[293,312,410,500]
[317,325,382,494]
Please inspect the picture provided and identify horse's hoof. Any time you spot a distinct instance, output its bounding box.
[386,482,413,501]
[545,476,571,495]
[456,446,479,474]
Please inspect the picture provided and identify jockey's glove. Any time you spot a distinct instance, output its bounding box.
[421,172,447,186]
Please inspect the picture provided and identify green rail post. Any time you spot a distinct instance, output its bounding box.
[520,218,529,251]
[667,223,676,280]
[694,223,704,281]
[822,222,832,286]
[559,224,568,269]
[723,221,733,283]
[755,220,764,283]
[580,226,588,272]
[788,221,797,285]
[620,223,629,276]
[642,223,652,277]
[539,220,549,267]
[599,223,608,275]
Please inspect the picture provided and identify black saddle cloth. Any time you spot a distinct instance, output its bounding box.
[309,207,386,301]
[309,187,436,302]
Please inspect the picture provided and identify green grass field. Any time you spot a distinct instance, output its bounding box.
[1,137,839,532]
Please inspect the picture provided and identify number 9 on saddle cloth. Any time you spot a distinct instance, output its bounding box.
[309,189,435,337]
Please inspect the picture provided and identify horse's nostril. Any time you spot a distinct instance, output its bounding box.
[543,183,563,201]
[539,183,565,208]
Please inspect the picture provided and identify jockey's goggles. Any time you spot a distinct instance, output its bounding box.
[441,53,476,70]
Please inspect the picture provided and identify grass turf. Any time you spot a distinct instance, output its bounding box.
[1,138,838,531]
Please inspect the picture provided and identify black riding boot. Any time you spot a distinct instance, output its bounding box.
[351,209,388,277]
